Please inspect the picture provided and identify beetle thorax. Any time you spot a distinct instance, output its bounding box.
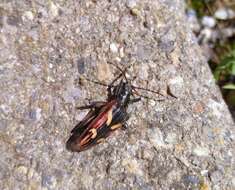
[112,82,131,106]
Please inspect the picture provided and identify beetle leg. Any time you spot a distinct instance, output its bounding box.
[121,112,130,130]
[84,77,108,87]
[121,123,128,130]
[76,105,94,110]
[108,72,123,87]
[110,123,122,130]
[91,101,106,108]
[107,85,112,97]
[129,97,141,104]
[76,101,106,110]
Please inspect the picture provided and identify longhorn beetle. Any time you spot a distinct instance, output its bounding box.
[66,63,169,152]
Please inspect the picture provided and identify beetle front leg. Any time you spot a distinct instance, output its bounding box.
[121,123,128,130]
[76,101,106,110]
[107,85,112,97]
[129,97,141,104]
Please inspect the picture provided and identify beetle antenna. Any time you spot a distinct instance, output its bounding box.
[131,85,165,97]
[83,77,109,87]
[107,61,132,74]
[132,91,165,101]
[107,61,132,82]
[132,85,177,99]
[108,72,123,87]
[84,62,131,87]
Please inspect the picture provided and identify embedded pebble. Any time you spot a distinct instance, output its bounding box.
[200,182,210,190]
[167,76,184,98]
[16,165,28,175]
[147,127,166,149]
[122,159,143,176]
[193,146,209,157]
[0,104,11,115]
[49,1,59,17]
[149,99,156,107]
[29,108,42,121]
[183,175,200,186]
[158,40,175,54]
[27,29,39,41]
[165,133,177,144]
[130,8,141,16]
[27,168,36,179]
[126,0,137,9]
[77,57,85,74]
[22,11,34,21]
[207,99,224,118]
[138,65,148,80]
[76,111,87,121]
[209,170,223,183]
[193,102,204,114]
[7,16,21,26]
[200,170,209,176]
[42,175,57,189]
[110,43,118,53]
[119,47,125,58]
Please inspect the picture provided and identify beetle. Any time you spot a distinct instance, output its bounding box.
[66,64,166,152]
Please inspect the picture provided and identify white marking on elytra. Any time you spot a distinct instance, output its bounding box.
[90,128,97,139]
[106,109,113,125]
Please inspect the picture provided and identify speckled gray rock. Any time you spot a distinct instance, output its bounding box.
[0,1,234,190]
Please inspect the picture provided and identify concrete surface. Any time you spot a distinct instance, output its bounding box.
[0,0,234,190]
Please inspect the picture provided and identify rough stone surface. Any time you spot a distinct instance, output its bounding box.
[0,1,234,190]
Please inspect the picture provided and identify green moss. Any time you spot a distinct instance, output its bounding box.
[186,0,215,17]
[213,40,235,85]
